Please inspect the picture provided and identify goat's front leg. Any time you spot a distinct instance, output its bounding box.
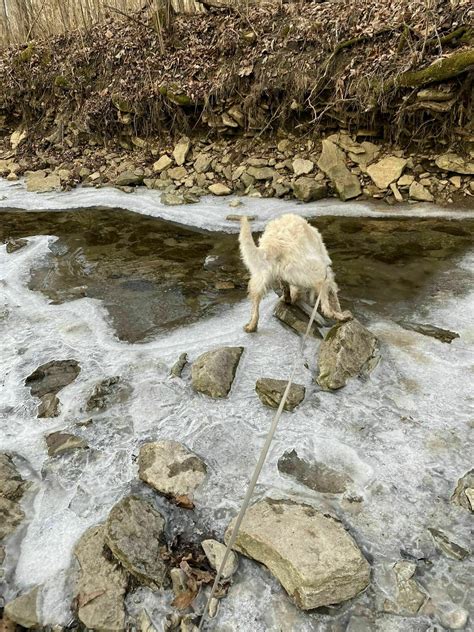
[244,274,268,333]
[320,281,352,322]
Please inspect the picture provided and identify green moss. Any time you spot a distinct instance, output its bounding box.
[54,76,71,89]
[18,43,35,63]
[159,85,194,106]
[396,48,474,88]
[111,94,134,113]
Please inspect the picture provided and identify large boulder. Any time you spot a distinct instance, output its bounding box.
[4,587,40,629]
[74,525,128,631]
[138,440,207,502]
[225,499,370,609]
[255,378,305,411]
[366,157,407,190]
[104,495,167,588]
[451,470,474,512]
[317,140,361,201]
[317,319,380,390]
[435,153,474,175]
[278,450,351,494]
[293,177,327,202]
[191,347,243,398]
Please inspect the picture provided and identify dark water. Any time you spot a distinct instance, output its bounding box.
[1,208,473,342]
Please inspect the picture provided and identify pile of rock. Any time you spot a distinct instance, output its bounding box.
[3,129,472,205]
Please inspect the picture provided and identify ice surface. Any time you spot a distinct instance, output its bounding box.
[2,178,474,234]
[0,196,473,629]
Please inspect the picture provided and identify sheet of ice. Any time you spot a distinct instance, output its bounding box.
[1,221,473,628]
[1,179,474,234]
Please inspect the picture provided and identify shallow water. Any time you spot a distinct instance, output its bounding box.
[0,193,473,631]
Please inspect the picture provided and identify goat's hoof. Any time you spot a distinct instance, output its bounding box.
[244,323,257,333]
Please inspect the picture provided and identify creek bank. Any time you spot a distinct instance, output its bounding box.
[1,131,472,209]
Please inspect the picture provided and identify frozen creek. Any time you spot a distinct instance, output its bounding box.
[0,181,473,631]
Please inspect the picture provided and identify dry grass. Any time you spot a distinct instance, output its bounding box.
[0,0,145,45]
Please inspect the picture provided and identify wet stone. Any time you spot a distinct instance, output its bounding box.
[191,346,243,398]
[37,393,60,418]
[0,497,25,539]
[5,238,28,253]
[451,470,474,512]
[398,321,459,343]
[383,560,427,615]
[226,498,370,610]
[25,359,80,398]
[428,528,470,560]
[4,587,40,629]
[85,376,131,412]
[273,301,322,338]
[74,524,128,631]
[201,539,238,579]
[255,378,305,411]
[104,495,167,588]
[46,431,88,457]
[138,440,207,501]
[170,352,188,378]
[278,450,352,494]
[0,453,28,501]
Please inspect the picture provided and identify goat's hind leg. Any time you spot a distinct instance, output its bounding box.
[320,280,352,321]
[244,273,269,333]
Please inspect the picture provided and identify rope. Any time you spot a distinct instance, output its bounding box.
[198,280,326,631]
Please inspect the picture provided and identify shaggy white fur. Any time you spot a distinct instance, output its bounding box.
[239,213,352,332]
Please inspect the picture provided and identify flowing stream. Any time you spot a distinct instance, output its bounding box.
[1,182,473,631]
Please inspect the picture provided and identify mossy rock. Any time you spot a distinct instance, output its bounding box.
[111,94,134,113]
[18,43,35,63]
[159,85,194,106]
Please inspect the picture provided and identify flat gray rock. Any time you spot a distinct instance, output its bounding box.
[104,495,167,588]
[191,347,243,398]
[46,432,88,457]
[226,499,370,610]
[317,319,380,390]
[398,321,459,344]
[255,378,305,411]
[85,376,131,412]
[37,393,60,418]
[278,450,351,494]
[74,525,128,631]
[383,560,427,616]
[25,359,80,398]
[138,440,207,501]
[274,301,322,339]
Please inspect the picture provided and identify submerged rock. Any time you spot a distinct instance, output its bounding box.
[45,432,88,457]
[138,440,207,502]
[170,352,188,378]
[4,587,40,628]
[428,528,470,560]
[383,560,427,615]
[317,319,380,390]
[6,238,28,254]
[366,157,407,190]
[274,300,322,338]
[226,498,370,610]
[278,450,351,494]
[25,359,80,398]
[104,495,167,588]
[451,469,474,512]
[255,378,305,411]
[201,539,238,579]
[293,177,327,202]
[74,524,128,631]
[191,346,243,398]
[37,393,60,418]
[317,140,361,201]
[398,321,459,344]
[85,376,131,412]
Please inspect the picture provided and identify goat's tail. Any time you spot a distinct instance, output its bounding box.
[239,216,264,272]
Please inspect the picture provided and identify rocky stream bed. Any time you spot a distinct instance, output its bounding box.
[0,191,473,631]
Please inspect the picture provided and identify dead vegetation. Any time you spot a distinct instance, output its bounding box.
[0,0,472,150]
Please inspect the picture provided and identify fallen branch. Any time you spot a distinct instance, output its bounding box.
[426,26,473,49]
[395,48,474,87]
